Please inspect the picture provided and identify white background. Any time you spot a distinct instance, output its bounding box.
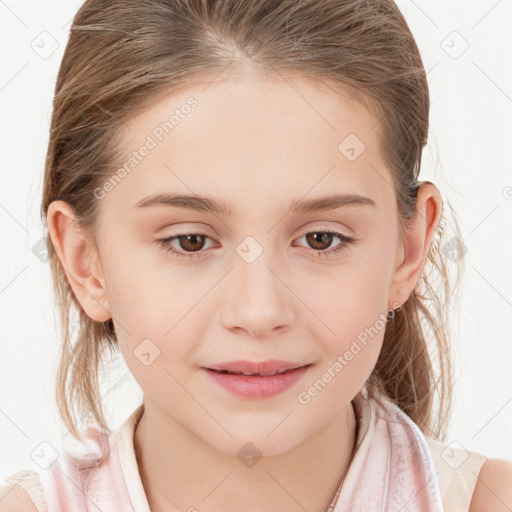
[0,0,511,480]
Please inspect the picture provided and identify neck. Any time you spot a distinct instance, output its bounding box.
[133,400,358,512]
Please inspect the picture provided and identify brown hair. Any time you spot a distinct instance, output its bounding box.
[42,0,463,442]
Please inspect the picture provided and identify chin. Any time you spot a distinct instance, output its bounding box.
[203,427,305,460]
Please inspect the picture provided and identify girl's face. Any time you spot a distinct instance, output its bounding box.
[78,72,417,455]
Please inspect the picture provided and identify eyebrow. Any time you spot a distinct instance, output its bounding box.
[132,192,376,215]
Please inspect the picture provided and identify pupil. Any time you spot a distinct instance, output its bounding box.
[180,234,205,251]
[306,232,332,250]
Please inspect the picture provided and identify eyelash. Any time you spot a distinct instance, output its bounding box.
[156,229,356,260]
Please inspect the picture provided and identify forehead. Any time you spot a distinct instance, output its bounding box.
[105,71,394,216]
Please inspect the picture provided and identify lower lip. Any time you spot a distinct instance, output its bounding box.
[202,365,311,399]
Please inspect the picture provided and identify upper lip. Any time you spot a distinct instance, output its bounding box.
[205,359,311,375]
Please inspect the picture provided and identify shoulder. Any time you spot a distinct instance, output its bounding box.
[469,457,512,512]
[0,469,45,512]
[423,435,487,510]
[0,483,38,512]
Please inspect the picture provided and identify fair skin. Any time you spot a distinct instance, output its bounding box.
[26,71,505,512]
[1,461,511,512]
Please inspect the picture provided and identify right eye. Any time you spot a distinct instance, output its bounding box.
[156,232,213,259]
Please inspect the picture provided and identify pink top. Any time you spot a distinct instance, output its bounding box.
[2,385,487,511]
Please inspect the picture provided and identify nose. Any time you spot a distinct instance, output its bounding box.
[220,254,296,339]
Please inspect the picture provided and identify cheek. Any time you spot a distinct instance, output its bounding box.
[100,241,179,326]
[112,311,195,404]
[101,251,204,360]
[304,303,386,410]
[311,266,391,339]
[305,259,391,381]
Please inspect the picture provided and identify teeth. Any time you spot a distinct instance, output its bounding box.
[234,368,292,376]
[213,367,304,376]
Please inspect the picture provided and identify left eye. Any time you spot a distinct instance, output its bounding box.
[157,229,356,260]
[294,229,356,257]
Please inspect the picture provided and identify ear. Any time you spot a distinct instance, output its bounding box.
[388,181,443,309]
[46,200,112,322]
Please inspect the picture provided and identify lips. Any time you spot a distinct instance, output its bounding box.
[202,362,312,399]
[211,368,292,377]
[206,359,312,376]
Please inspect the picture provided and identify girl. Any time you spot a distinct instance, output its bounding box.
[1,0,511,510]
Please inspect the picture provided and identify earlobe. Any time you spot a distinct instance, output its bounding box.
[46,200,112,322]
[388,182,443,307]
